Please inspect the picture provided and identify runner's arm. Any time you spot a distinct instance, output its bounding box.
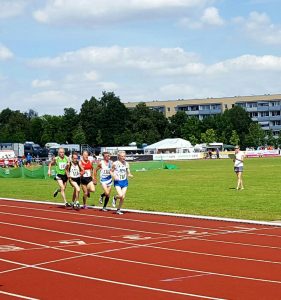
[48,157,56,176]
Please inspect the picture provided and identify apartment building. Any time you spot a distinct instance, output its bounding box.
[125,94,281,135]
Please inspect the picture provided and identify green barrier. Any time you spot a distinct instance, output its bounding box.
[0,161,178,179]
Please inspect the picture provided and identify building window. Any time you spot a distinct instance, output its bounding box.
[224,104,228,109]
[259,111,269,117]
[167,107,170,112]
[271,111,280,116]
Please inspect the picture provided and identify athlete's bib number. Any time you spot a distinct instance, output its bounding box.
[83,170,91,177]
[71,168,80,177]
[59,162,66,170]
[119,173,126,180]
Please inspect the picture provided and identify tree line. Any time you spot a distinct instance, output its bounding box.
[0,91,279,148]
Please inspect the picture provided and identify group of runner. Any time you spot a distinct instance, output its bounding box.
[47,148,133,215]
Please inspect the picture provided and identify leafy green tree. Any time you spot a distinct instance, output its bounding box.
[244,123,265,147]
[63,108,79,143]
[181,117,201,142]
[168,111,188,137]
[96,129,103,146]
[99,92,131,146]
[80,96,102,145]
[223,106,252,147]
[201,128,217,143]
[265,129,276,147]
[230,130,240,146]
[72,124,86,144]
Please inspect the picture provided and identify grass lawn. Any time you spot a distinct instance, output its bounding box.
[0,158,280,221]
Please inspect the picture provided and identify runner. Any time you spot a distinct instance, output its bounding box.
[79,150,96,209]
[95,152,113,211]
[66,152,81,210]
[48,147,70,207]
[110,151,133,215]
[233,145,245,190]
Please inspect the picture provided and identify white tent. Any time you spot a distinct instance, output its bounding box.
[144,138,194,154]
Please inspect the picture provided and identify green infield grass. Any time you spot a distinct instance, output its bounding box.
[0,158,280,221]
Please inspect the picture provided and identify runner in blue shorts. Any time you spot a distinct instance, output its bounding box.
[110,151,133,215]
[95,152,113,211]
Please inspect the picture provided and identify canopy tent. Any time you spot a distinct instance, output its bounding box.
[144,138,194,154]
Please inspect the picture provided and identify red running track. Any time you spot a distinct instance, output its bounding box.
[0,199,281,300]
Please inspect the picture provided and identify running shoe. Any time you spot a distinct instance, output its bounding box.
[53,188,60,198]
[74,201,80,210]
[112,196,116,208]
[102,207,108,212]
[99,195,104,204]
[82,205,88,209]
[65,202,72,208]
[116,209,123,215]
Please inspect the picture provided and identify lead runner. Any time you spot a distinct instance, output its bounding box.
[48,147,70,207]
[95,152,113,211]
[110,150,133,215]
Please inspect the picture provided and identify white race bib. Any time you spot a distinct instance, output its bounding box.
[83,169,91,177]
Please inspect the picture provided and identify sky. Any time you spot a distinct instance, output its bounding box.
[0,0,281,115]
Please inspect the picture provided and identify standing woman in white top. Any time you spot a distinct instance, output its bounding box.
[233,146,244,190]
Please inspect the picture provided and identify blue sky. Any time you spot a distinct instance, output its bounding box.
[0,0,281,115]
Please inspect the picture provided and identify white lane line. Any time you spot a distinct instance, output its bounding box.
[1,197,281,228]
[0,211,187,239]
[0,211,277,248]
[1,233,281,285]
[1,213,281,265]
[0,291,39,300]
[0,202,271,233]
[0,258,226,300]
[196,237,281,250]
[161,274,212,282]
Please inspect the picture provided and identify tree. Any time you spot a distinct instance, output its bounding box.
[244,123,265,147]
[201,128,217,143]
[223,106,252,147]
[181,117,201,142]
[63,108,79,144]
[99,92,130,145]
[80,96,102,145]
[169,111,188,137]
[230,130,240,146]
[265,129,275,147]
[72,125,86,144]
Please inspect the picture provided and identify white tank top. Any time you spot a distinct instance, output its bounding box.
[69,163,80,178]
[100,160,112,179]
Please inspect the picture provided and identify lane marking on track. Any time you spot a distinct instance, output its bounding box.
[0,245,25,252]
[1,232,281,285]
[0,211,190,239]
[1,215,281,266]
[0,202,272,233]
[1,197,281,228]
[0,210,278,246]
[161,274,213,282]
[0,291,39,300]
[0,258,226,300]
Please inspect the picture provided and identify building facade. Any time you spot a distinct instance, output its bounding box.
[125,94,281,135]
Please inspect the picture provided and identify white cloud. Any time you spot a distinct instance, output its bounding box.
[28,90,78,113]
[96,81,119,90]
[29,46,199,74]
[236,11,281,45]
[201,7,224,26]
[84,71,99,81]
[178,6,224,29]
[31,79,54,88]
[33,0,210,25]
[0,44,13,60]
[0,0,28,19]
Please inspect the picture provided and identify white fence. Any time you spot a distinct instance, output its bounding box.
[153,150,281,161]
